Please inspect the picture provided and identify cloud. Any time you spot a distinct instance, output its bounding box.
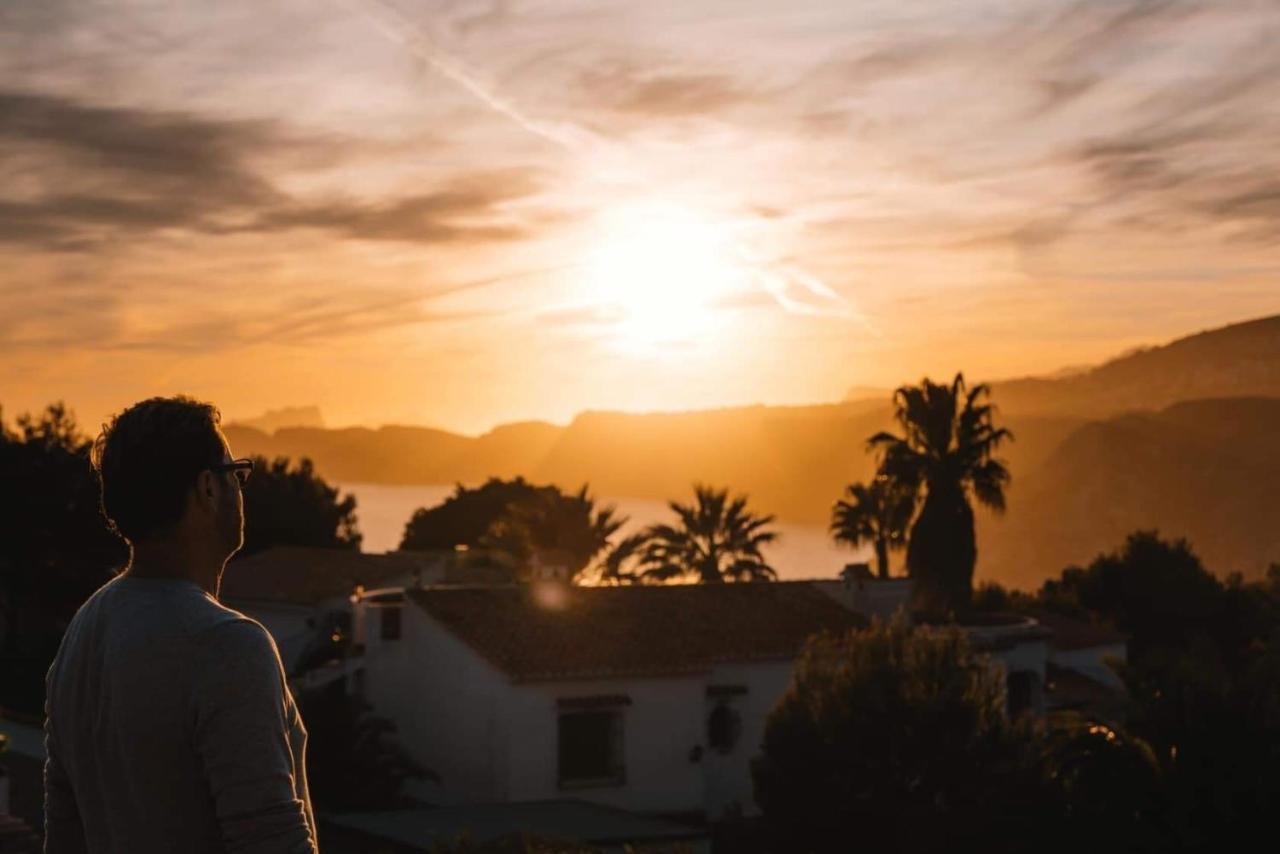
[0,89,280,247]
[575,63,752,118]
[248,168,543,243]
[805,2,1280,251]
[0,282,508,353]
[0,89,546,250]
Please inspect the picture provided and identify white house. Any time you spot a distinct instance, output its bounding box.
[219,546,446,673]
[1029,610,1129,718]
[353,581,866,819]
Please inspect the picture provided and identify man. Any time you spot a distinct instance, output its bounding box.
[43,396,318,853]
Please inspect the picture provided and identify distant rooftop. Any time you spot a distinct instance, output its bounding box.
[221,546,438,606]
[407,581,866,681]
[1030,609,1127,651]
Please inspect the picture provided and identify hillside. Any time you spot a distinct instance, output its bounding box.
[978,397,1280,587]
[991,314,1280,417]
[223,313,1280,584]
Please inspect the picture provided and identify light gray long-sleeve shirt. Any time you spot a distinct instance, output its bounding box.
[43,574,318,853]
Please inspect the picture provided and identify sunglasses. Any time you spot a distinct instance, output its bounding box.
[210,458,254,486]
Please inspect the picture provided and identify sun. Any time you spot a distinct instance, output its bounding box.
[580,202,747,352]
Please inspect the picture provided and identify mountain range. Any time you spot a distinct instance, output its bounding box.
[225,314,1280,588]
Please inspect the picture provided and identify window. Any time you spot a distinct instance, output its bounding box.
[707,702,742,754]
[380,606,402,641]
[557,710,624,787]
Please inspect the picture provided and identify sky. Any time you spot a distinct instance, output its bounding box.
[2,0,1279,435]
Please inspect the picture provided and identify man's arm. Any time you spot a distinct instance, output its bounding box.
[192,620,317,854]
[43,715,87,854]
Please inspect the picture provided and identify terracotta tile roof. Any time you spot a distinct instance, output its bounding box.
[221,546,437,606]
[406,582,866,681]
[1030,610,1127,651]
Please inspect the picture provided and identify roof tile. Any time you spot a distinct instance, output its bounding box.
[406,582,866,681]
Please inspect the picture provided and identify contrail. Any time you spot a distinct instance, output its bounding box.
[337,0,849,318]
[338,0,593,153]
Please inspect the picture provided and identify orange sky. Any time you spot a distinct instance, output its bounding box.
[2,1,1279,435]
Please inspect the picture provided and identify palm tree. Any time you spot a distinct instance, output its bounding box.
[590,531,650,585]
[635,484,779,583]
[830,476,915,579]
[868,374,1012,614]
[480,484,626,582]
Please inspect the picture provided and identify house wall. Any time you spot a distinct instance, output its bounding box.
[1051,642,1127,690]
[985,639,1049,716]
[699,662,794,818]
[499,661,794,817]
[361,600,511,804]
[358,599,802,817]
[503,675,706,813]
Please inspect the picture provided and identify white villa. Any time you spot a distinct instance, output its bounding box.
[351,581,866,819]
[220,549,1128,837]
[219,546,436,672]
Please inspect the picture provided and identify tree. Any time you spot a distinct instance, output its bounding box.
[1037,531,1227,658]
[478,485,626,582]
[296,681,432,811]
[830,476,914,579]
[1038,715,1166,851]
[239,456,362,557]
[588,531,650,585]
[1035,531,1280,848]
[0,403,125,714]
[632,484,778,584]
[1120,639,1280,849]
[868,374,1012,615]
[753,618,1047,852]
[400,478,626,582]
[400,478,546,551]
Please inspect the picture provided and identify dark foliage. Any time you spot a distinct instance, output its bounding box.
[1036,532,1280,849]
[400,478,623,582]
[400,478,545,551]
[0,404,125,714]
[830,476,914,579]
[868,374,1012,615]
[753,619,1049,853]
[239,455,362,556]
[600,484,778,584]
[1038,715,1168,851]
[478,484,624,581]
[296,681,432,811]
[1039,531,1228,656]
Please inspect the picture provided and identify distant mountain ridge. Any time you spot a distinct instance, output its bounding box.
[232,405,324,432]
[991,314,1280,417]
[224,313,1280,585]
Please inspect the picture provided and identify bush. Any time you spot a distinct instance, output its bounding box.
[752,618,1049,853]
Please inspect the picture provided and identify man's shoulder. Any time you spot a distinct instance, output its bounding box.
[190,616,289,703]
[191,608,284,672]
[193,605,274,647]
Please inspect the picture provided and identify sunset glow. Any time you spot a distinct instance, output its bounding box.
[581,203,746,352]
[0,1,1277,432]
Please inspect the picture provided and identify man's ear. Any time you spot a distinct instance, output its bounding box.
[193,469,219,512]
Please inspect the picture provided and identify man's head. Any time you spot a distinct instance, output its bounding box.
[91,396,245,560]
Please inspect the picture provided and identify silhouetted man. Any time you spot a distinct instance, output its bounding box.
[43,396,318,853]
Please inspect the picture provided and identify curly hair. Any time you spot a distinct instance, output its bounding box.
[90,396,226,544]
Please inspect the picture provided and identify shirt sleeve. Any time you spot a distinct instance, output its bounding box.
[43,713,88,854]
[191,619,317,854]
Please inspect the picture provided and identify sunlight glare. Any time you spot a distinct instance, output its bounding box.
[581,202,747,353]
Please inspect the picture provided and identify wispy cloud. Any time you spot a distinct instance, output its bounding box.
[2,0,1279,430]
[0,89,548,249]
